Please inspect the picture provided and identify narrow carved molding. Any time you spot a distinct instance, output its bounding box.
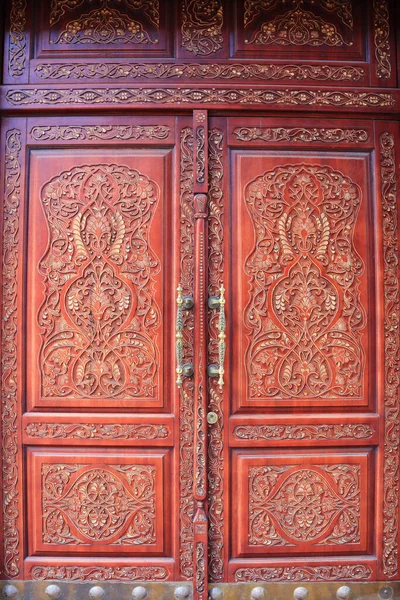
[30,124,170,141]
[234,565,373,582]
[181,0,223,56]
[233,126,369,143]
[380,131,400,578]
[30,565,169,581]
[373,0,391,79]
[2,129,22,577]
[25,423,170,440]
[234,424,375,441]
[9,0,27,76]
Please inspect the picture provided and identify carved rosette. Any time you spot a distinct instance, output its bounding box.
[380,132,400,578]
[8,0,27,76]
[2,129,22,578]
[181,0,223,56]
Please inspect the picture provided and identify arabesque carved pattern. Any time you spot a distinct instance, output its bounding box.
[30,125,170,141]
[233,127,368,144]
[2,129,22,578]
[9,0,27,76]
[31,565,168,581]
[42,464,156,545]
[249,465,360,547]
[244,0,353,29]
[181,0,223,56]
[234,564,373,582]
[179,127,195,579]
[373,0,391,79]
[49,0,159,27]
[380,131,400,578]
[34,62,365,82]
[39,164,160,400]
[26,422,169,440]
[244,164,366,400]
[234,423,375,441]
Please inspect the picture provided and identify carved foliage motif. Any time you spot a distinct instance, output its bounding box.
[31,565,168,581]
[234,424,375,441]
[26,423,169,440]
[42,464,156,546]
[39,164,160,400]
[249,465,360,547]
[30,125,170,141]
[373,0,391,79]
[2,129,22,578]
[380,132,400,578]
[181,0,223,56]
[244,0,353,47]
[233,127,368,144]
[49,0,160,45]
[234,564,373,582]
[244,164,366,400]
[9,0,27,76]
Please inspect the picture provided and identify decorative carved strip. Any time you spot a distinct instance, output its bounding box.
[195,127,206,185]
[8,0,27,76]
[2,129,22,578]
[234,564,373,582]
[49,0,159,28]
[244,0,353,29]
[34,63,365,82]
[6,88,395,107]
[195,541,206,596]
[234,424,375,441]
[181,0,223,56]
[30,124,170,141]
[179,127,195,579]
[207,129,225,583]
[380,131,400,578]
[233,127,369,144]
[31,565,169,581]
[25,423,170,440]
[373,0,391,79]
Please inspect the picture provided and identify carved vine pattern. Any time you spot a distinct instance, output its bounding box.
[9,0,27,76]
[31,565,168,581]
[196,127,206,185]
[179,127,195,579]
[39,164,160,400]
[234,423,375,441]
[373,0,391,79]
[49,0,159,27]
[2,129,22,578]
[42,464,156,545]
[207,129,225,582]
[244,0,353,29]
[195,541,206,595]
[233,127,369,144]
[6,88,395,108]
[234,564,372,582]
[25,422,169,440]
[380,132,400,578]
[244,164,366,400]
[34,63,365,82]
[181,0,223,56]
[249,465,360,547]
[30,125,170,141]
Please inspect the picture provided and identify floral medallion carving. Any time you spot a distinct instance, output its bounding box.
[42,464,156,546]
[31,565,169,581]
[233,127,368,144]
[39,164,160,400]
[244,164,366,401]
[234,423,375,441]
[234,564,372,582]
[30,125,170,141]
[181,0,223,56]
[249,465,360,547]
[9,0,27,76]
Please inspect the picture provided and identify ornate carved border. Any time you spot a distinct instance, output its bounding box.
[24,423,170,440]
[233,424,375,441]
[373,0,391,79]
[5,88,395,108]
[8,0,27,77]
[30,566,169,581]
[380,131,400,579]
[2,129,22,578]
[234,565,373,582]
[30,124,170,140]
[233,126,369,143]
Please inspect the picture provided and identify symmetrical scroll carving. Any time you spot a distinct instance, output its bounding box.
[39,164,160,400]
[179,127,195,579]
[208,129,225,583]
[244,164,366,400]
[380,132,400,578]
[233,127,368,144]
[6,88,395,108]
[2,129,22,578]
[196,127,206,185]
[49,0,159,45]
[195,541,206,595]
[31,565,168,581]
[26,423,169,440]
[373,0,391,79]
[42,464,156,545]
[9,0,27,76]
[181,0,223,56]
[34,62,365,82]
[244,0,353,47]
[234,564,373,582]
[249,465,360,547]
[30,125,170,141]
[234,423,375,441]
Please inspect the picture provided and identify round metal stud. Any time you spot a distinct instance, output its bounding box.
[132,587,147,600]
[2,586,18,599]
[45,585,61,599]
[89,586,105,600]
[174,587,191,600]
[379,587,393,600]
[209,588,223,600]
[293,587,308,600]
[336,586,352,600]
[251,587,265,600]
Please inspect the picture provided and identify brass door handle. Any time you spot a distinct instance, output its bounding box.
[208,285,226,388]
[176,284,194,387]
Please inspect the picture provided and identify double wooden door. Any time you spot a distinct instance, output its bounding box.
[1,111,400,591]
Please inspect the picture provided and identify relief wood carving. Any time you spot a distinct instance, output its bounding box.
[8,0,27,76]
[30,565,169,581]
[233,126,368,143]
[234,564,373,582]
[181,0,223,56]
[30,125,170,140]
[25,423,170,440]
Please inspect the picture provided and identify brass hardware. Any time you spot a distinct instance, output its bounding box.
[207,363,219,378]
[182,295,194,310]
[208,295,221,309]
[207,411,218,425]
[176,284,184,387]
[182,363,194,378]
[208,285,226,388]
